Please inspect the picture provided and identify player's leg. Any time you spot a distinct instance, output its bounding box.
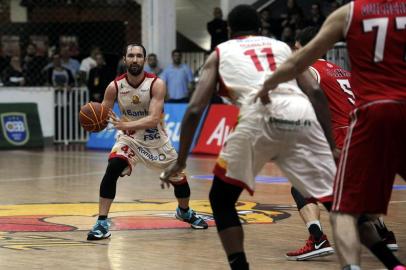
[87,156,129,240]
[332,103,405,269]
[209,175,245,270]
[169,172,208,229]
[375,216,398,251]
[159,142,208,229]
[209,108,268,270]
[286,187,334,260]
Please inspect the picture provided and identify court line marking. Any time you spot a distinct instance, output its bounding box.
[0,171,105,182]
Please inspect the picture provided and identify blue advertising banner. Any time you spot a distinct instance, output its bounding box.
[86,103,206,152]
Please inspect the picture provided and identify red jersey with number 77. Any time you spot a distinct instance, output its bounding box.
[309,59,354,131]
[345,0,406,106]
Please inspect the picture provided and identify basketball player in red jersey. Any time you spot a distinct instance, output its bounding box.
[86,44,207,241]
[255,1,406,269]
[287,26,398,261]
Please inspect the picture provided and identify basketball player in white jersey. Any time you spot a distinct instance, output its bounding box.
[86,44,208,241]
[161,5,337,269]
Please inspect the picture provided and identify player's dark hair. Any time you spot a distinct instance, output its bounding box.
[124,43,146,58]
[228,5,261,36]
[148,53,157,58]
[295,26,319,47]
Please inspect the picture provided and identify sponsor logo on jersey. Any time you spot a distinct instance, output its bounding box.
[120,90,130,95]
[1,113,30,146]
[132,95,140,104]
[137,146,165,161]
[125,109,148,117]
[144,128,161,141]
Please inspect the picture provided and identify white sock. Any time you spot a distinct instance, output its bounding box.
[306,220,322,230]
[343,265,361,270]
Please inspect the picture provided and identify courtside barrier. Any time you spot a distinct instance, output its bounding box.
[54,88,88,144]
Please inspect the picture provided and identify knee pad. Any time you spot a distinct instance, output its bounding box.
[291,187,314,210]
[209,176,243,232]
[173,181,191,198]
[100,158,128,199]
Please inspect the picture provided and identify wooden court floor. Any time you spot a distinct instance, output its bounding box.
[0,145,404,270]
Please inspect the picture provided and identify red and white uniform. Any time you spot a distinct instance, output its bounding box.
[108,72,184,183]
[214,36,336,201]
[333,0,406,214]
[310,59,354,149]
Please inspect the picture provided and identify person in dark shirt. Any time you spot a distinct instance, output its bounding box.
[2,55,25,86]
[45,53,75,89]
[22,43,47,86]
[207,7,228,51]
[87,53,112,102]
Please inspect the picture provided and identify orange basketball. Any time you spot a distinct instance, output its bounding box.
[79,102,109,132]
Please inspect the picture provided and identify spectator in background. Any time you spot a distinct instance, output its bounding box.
[160,49,193,103]
[144,53,162,76]
[280,26,295,48]
[60,46,80,80]
[0,45,10,79]
[327,0,340,16]
[306,3,325,27]
[116,58,126,75]
[22,43,47,86]
[260,9,272,30]
[87,53,112,102]
[207,7,228,51]
[2,55,25,86]
[45,53,75,89]
[79,46,101,84]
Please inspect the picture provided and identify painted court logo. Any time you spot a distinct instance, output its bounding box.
[1,112,29,146]
[0,200,290,233]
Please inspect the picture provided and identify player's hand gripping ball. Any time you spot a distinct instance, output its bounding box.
[79,102,109,132]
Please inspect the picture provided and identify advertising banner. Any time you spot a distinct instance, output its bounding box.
[192,105,239,155]
[0,103,44,149]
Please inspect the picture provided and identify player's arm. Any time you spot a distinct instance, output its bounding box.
[113,78,166,131]
[256,4,349,102]
[296,70,335,151]
[102,81,117,111]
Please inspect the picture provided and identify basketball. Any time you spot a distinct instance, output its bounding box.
[79,102,109,132]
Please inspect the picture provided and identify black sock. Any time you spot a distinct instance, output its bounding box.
[228,252,249,270]
[98,215,107,220]
[375,220,389,236]
[308,224,323,242]
[370,241,402,269]
[179,206,189,213]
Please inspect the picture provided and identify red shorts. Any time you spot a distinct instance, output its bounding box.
[332,100,406,214]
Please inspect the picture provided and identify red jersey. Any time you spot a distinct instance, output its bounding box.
[310,59,354,130]
[346,0,406,106]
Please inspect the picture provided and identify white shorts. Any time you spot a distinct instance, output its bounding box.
[109,133,184,183]
[214,94,336,201]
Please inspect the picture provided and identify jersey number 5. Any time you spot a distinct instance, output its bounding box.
[244,48,276,72]
[362,17,406,62]
[337,79,355,105]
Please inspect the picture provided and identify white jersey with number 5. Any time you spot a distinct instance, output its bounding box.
[216,35,304,107]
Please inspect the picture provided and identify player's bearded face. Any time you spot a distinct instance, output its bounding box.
[127,62,144,76]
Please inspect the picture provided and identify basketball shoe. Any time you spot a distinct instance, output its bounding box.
[382,230,399,251]
[286,234,334,261]
[87,219,111,240]
[175,207,208,229]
